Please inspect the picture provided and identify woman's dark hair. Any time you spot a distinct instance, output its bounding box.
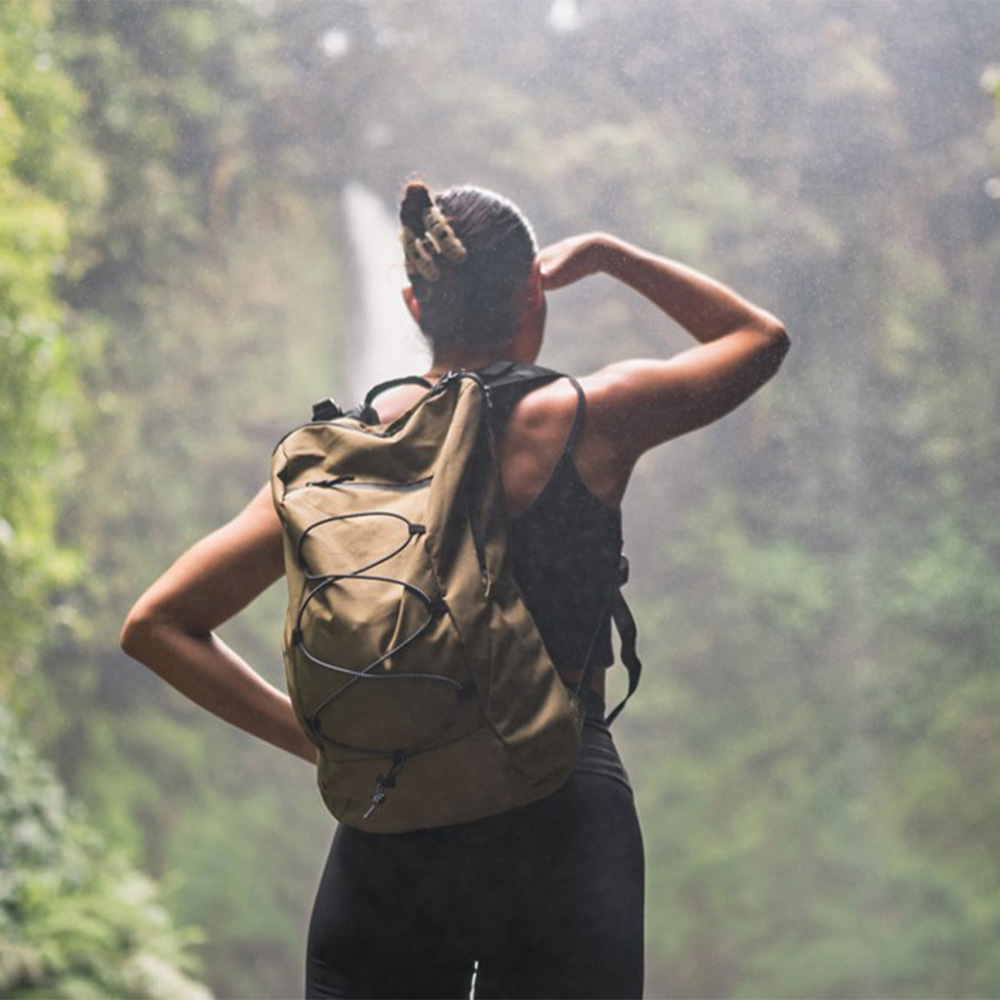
[399,181,537,351]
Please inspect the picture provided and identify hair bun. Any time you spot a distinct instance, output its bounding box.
[400,181,434,236]
[399,181,467,283]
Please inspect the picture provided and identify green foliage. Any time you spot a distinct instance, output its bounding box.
[14,6,339,996]
[0,704,212,999]
[0,0,102,676]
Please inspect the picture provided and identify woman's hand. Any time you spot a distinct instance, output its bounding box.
[537,232,610,291]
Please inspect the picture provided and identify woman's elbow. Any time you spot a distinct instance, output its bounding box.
[120,607,146,659]
[757,314,790,370]
[770,324,791,367]
[120,601,165,661]
[747,318,790,387]
[751,308,789,347]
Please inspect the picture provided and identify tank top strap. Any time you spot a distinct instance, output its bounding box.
[562,376,586,459]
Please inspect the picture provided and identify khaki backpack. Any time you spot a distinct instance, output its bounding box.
[270,362,640,832]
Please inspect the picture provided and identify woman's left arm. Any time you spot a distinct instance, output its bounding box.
[120,484,317,765]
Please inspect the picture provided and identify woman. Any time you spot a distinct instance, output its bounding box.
[121,181,789,999]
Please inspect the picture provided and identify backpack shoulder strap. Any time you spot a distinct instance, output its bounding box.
[475,360,565,428]
[481,365,587,482]
[476,359,561,386]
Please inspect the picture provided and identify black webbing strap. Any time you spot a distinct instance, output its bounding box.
[477,361,562,396]
[476,359,552,386]
[607,584,642,725]
[573,555,642,726]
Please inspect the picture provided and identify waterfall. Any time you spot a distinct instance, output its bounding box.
[342,182,430,403]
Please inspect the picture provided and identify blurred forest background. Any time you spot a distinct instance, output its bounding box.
[2,1,1000,997]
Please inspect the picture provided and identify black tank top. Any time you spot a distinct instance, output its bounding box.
[505,377,632,791]
[506,377,622,675]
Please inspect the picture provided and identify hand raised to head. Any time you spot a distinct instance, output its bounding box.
[537,233,608,291]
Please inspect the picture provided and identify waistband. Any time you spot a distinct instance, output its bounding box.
[575,689,632,793]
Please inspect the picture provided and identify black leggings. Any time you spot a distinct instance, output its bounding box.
[305,695,645,999]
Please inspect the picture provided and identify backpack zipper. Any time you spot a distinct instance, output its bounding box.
[300,476,433,491]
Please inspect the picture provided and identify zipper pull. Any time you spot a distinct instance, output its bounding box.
[362,781,387,820]
[361,750,406,821]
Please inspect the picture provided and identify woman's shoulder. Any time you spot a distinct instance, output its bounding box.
[505,373,581,435]
[503,372,631,512]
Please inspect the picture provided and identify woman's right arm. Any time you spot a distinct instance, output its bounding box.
[540,233,790,465]
[120,485,318,765]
